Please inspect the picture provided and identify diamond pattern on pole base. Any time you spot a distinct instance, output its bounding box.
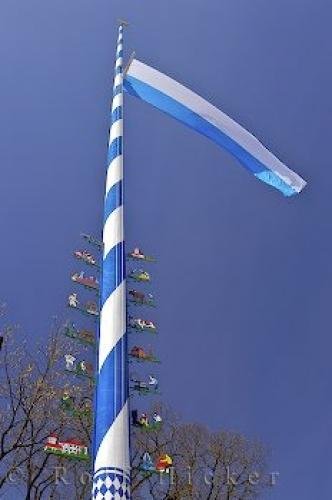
[93,469,130,500]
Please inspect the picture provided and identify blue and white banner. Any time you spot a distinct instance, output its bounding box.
[124,59,306,197]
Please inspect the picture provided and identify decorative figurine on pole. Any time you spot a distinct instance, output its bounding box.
[74,250,99,268]
[128,247,156,262]
[44,434,89,461]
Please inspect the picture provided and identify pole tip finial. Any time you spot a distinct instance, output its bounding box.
[118,19,129,27]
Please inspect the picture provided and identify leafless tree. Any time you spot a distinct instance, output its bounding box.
[0,322,272,499]
[0,322,93,499]
[131,406,271,500]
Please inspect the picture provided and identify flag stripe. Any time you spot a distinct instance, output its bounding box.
[124,59,306,196]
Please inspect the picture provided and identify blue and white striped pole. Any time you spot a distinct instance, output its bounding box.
[93,23,130,500]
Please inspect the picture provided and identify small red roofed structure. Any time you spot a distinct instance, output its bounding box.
[44,434,89,461]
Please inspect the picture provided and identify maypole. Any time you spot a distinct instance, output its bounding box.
[93,22,131,500]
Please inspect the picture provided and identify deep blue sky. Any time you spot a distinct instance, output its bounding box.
[1,0,332,498]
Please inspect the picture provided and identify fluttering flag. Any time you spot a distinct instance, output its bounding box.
[124,59,306,196]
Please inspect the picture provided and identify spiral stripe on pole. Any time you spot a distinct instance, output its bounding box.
[93,24,130,500]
